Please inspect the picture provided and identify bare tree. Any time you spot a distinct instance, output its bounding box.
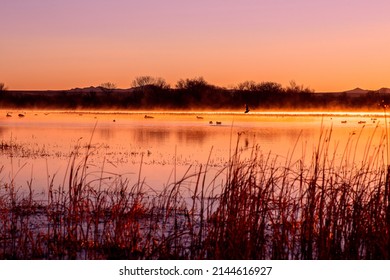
[175,77,210,90]
[286,80,313,94]
[131,76,154,87]
[0,82,8,92]
[131,76,170,89]
[152,77,170,89]
[257,82,283,94]
[99,82,117,94]
[236,80,257,91]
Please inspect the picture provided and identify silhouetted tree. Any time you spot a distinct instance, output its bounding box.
[236,81,283,93]
[0,82,7,92]
[1,76,386,110]
[257,82,283,94]
[234,81,285,108]
[99,82,117,94]
[153,77,170,89]
[131,76,170,89]
[236,81,258,91]
[100,82,117,89]
[286,80,313,94]
[175,77,217,107]
[130,76,171,108]
[132,76,153,87]
[176,77,210,91]
[283,80,315,108]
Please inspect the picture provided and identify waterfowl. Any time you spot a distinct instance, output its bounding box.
[18,113,25,117]
[244,104,250,114]
[6,113,11,117]
[144,115,154,119]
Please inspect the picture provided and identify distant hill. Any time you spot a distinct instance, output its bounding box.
[68,86,134,94]
[316,87,390,97]
[335,87,390,97]
[377,88,390,94]
[344,87,370,96]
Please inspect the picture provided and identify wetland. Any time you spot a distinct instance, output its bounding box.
[1,110,390,259]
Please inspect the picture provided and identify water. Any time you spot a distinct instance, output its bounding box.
[0,110,387,194]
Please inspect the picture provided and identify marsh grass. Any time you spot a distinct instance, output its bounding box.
[1,126,390,259]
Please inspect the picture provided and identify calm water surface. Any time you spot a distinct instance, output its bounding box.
[0,110,387,194]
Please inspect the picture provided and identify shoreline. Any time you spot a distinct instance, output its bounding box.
[1,109,387,118]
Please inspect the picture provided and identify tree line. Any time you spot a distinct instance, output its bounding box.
[0,77,387,110]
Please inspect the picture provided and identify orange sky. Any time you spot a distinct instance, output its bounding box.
[2,0,390,92]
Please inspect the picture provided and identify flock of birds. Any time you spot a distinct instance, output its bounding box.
[4,112,230,125]
[6,105,376,126]
[4,105,252,121]
[142,105,252,126]
[340,118,377,124]
[6,112,25,118]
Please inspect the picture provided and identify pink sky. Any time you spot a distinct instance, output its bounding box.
[1,0,390,91]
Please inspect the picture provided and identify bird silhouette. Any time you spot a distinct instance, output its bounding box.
[244,104,250,113]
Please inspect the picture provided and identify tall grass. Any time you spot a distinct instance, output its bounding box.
[1,126,390,259]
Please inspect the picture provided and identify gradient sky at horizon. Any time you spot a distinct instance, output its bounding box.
[1,0,390,91]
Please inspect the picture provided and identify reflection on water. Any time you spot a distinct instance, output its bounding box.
[0,110,387,193]
[98,127,114,140]
[176,129,208,145]
[134,129,171,144]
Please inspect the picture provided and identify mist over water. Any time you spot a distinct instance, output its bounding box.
[0,110,387,195]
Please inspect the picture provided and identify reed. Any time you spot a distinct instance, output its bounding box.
[1,126,390,259]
